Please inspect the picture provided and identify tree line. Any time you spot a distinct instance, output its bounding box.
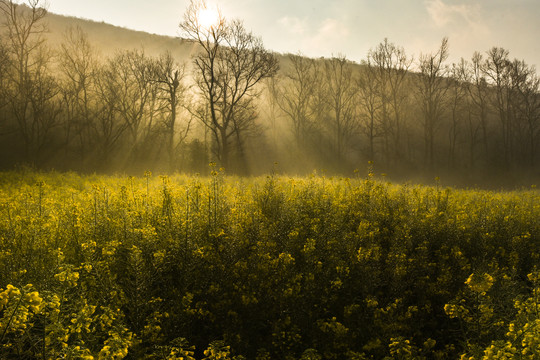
[0,0,195,173]
[271,38,540,183]
[1,0,539,184]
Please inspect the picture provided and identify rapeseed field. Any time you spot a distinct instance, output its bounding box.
[0,170,539,359]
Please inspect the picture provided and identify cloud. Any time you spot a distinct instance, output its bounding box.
[318,18,349,40]
[275,15,351,57]
[425,0,487,35]
[278,16,308,35]
[306,18,350,55]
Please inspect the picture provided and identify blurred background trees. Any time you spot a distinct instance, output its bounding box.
[0,0,538,186]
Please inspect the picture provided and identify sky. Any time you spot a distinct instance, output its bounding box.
[47,0,540,70]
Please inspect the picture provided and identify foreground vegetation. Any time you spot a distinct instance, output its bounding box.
[0,170,539,359]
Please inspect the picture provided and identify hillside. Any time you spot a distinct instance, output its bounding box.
[0,5,538,187]
[43,11,196,61]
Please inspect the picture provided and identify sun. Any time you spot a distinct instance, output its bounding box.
[197,5,220,30]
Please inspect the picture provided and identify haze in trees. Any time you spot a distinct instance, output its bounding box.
[180,0,279,172]
[0,1,538,187]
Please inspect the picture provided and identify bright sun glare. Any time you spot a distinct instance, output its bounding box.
[198,5,220,30]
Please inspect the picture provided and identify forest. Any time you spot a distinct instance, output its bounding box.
[0,1,538,187]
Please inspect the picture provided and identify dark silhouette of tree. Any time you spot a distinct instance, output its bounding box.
[484,47,513,166]
[0,0,60,163]
[180,0,278,170]
[110,50,160,154]
[447,59,468,168]
[58,26,98,163]
[323,55,359,161]
[262,76,282,153]
[0,39,10,134]
[273,53,318,150]
[93,60,128,167]
[515,65,540,166]
[367,39,413,166]
[462,52,490,166]
[357,60,383,162]
[415,37,450,168]
[150,52,190,171]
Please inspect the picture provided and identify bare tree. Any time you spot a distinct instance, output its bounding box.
[93,60,128,167]
[323,55,359,161]
[415,37,450,168]
[0,38,10,131]
[180,0,278,170]
[519,70,540,166]
[58,26,98,162]
[150,52,190,171]
[107,49,161,162]
[367,39,413,166]
[357,60,383,162]
[262,76,282,152]
[484,47,513,166]
[510,60,540,167]
[447,59,468,168]
[273,53,318,149]
[0,0,57,162]
[462,52,490,166]
[28,46,61,158]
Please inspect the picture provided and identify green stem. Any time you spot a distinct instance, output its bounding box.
[0,289,25,344]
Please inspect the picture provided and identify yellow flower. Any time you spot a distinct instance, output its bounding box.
[465,273,494,294]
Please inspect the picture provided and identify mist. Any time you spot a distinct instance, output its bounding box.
[0,1,538,189]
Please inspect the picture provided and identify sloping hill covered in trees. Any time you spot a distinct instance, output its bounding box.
[0,1,539,187]
[43,11,195,60]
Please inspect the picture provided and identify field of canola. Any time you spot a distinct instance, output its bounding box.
[0,169,539,359]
